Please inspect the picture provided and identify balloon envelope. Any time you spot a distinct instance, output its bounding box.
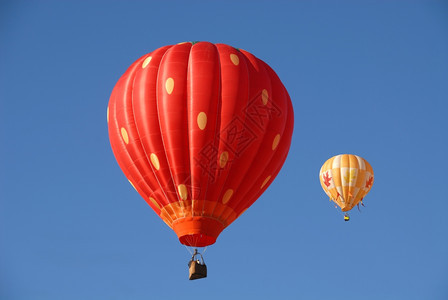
[319,154,374,212]
[108,42,294,247]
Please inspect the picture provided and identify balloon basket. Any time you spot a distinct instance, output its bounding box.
[188,249,207,280]
[188,260,207,280]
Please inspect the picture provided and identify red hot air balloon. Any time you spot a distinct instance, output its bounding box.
[107,41,294,248]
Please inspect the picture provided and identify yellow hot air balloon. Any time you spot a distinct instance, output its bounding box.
[319,154,374,221]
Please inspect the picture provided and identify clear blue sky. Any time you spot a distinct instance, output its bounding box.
[1,1,447,299]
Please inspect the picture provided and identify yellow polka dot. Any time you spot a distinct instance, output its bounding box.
[150,153,160,170]
[107,106,109,123]
[262,89,269,105]
[230,53,239,65]
[128,179,136,190]
[149,197,161,210]
[260,175,271,189]
[197,112,207,130]
[121,127,129,144]
[272,134,281,150]
[165,78,174,94]
[178,184,188,200]
[219,151,229,168]
[142,56,152,68]
[222,189,233,204]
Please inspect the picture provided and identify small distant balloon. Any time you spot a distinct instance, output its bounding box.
[319,154,374,216]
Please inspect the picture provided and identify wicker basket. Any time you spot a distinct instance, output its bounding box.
[188,250,207,280]
[189,260,207,280]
